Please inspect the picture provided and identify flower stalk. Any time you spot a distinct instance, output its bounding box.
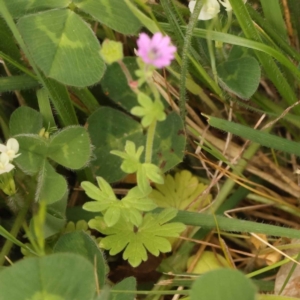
[145,119,157,164]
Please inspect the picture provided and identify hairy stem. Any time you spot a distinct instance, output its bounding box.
[179,0,203,122]
[145,119,157,164]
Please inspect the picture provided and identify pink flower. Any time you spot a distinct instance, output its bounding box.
[136,32,177,68]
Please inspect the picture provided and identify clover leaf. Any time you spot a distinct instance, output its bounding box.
[131,92,166,127]
[88,208,186,267]
[111,140,144,174]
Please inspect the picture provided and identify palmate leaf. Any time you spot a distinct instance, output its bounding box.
[131,93,166,127]
[150,170,212,211]
[111,140,144,174]
[82,178,156,227]
[89,208,186,267]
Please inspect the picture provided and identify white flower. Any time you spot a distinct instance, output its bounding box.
[0,138,20,161]
[189,0,220,20]
[0,152,15,174]
[219,0,247,12]
[189,0,247,19]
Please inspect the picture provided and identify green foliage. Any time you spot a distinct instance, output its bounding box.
[229,0,300,114]
[15,135,49,175]
[87,107,144,183]
[89,208,186,267]
[63,220,89,234]
[140,163,164,184]
[150,170,211,210]
[190,269,257,300]
[100,58,138,112]
[3,0,300,297]
[82,177,156,227]
[36,161,67,204]
[5,0,71,18]
[152,112,186,172]
[90,109,185,184]
[14,126,91,175]
[111,140,144,174]
[173,210,300,239]
[207,116,300,157]
[0,75,39,93]
[110,277,136,300]
[131,92,166,127]
[0,253,96,300]
[48,126,91,169]
[111,141,164,194]
[188,251,231,274]
[17,8,106,87]
[96,65,186,183]
[36,88,56,128]
[54,231,107,288]
[73,0,141,35]
[9,106,43,135]
[40,74,78,126]
[217,56,261,100]
[42,194,68,238]
[100,40,124,65]
[9,107,91,204]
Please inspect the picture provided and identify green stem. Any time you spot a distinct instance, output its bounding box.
[206,18,218,84]
[145,120,157,163]
[0,51,37,79]
[179,0,203,122]
[222,10,233,34]
[111,289,189,296]
[0,195,31,265]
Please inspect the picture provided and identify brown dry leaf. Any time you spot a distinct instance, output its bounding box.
[250,233,268,251]
[248,234,281,267]
[274,239,300,297]
[258,250,282,266]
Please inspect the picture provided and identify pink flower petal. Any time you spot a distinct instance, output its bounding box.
[136,32,177,68]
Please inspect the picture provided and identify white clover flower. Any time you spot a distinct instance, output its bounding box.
[0,152,15,175]
[0,138,20,161]
[189,0,220,20]
[189,0,247,20]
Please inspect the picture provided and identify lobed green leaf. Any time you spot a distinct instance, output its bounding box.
[91,208,185,267]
